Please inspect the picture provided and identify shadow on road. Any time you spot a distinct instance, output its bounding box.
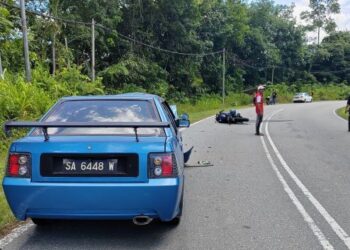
[20,220,175,249]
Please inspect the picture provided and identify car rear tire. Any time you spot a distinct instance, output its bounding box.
[168,216,181,225]
[165,189,183,226]
[167,201,182,225]
[32,218,52,226]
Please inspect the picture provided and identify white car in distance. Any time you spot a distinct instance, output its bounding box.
[293,92,313,103]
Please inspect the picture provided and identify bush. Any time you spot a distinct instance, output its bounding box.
[0,65,105,152]
[176,92,251,115]
[99,54,169,97]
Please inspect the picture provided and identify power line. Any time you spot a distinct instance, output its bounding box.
[96,23,224,57]
[227,53,350,75]
[0,1,91,26]
[0,1,224,57]
[2,1,349,73]
[310,68,350,74]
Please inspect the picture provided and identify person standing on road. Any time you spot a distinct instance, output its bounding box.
[272,90,277,105]
[254,85,265,136]
[346,95,350,132]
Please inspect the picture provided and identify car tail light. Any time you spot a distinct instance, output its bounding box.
[7,153,31,178]
[149,153,178,178]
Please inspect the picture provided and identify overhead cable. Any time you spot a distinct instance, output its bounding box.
[0,1,224,57]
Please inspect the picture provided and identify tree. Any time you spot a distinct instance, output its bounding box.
[301,0,340,45]
[198,0,249,92]
[58,0,123,74]
[311,31,350,83]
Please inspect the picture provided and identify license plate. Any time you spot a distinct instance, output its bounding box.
[62,158,118,175]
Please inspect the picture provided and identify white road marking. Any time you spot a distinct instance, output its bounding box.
[0,222,34,249]
[260,135,334,250]
[333,108,347,122]
[265,109,350,249]
[180,115,215,132]
[191,115,215,127]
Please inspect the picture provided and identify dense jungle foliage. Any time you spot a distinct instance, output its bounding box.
[1,0,350,98]
[1,0,349,156]
[1,0,349,148]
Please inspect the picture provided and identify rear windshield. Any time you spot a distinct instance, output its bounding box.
[32,100,164,136]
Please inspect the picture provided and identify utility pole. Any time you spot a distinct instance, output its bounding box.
[20,0,31,82]
[271,66,275,84]
[91,18,95,81]
[52,33,56,75]
[222,48,226,105]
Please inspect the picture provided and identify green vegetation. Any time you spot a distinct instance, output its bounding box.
[336,107,348,120]
[0,66,104,153]
[1,0,350,97]
[0,169,18,236]
[0,155,12,233]
[300,0,340,45]
[177,93,252,122]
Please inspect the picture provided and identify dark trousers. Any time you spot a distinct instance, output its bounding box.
[256,114,263,134]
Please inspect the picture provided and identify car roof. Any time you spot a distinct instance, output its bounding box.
[60,92,163,102]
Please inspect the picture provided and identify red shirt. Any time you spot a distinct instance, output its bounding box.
[255,92,264,115]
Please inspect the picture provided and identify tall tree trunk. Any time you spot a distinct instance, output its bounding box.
[52,33,56,75]
[20,0,31,82]
[317,26,320,46]
[64,37,70,68]
[91,18,95,81]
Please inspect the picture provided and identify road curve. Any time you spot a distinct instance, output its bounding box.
[1,101,349,250]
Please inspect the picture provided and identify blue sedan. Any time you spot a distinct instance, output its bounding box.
[2,93,190,226]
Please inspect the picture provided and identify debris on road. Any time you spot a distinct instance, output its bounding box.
[185,160,213,168]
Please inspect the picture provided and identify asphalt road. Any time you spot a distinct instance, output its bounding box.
[1,101,349,250]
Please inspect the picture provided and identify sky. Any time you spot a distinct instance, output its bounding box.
[274,0,350,42]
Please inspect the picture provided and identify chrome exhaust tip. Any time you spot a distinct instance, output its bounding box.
[132,216,153,226]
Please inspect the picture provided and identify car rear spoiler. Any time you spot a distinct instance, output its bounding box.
[4,121,170,142]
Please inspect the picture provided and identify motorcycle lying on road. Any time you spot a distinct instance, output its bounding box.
[215,110,249,124]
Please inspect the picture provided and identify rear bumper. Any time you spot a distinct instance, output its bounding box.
[2,177,183,221]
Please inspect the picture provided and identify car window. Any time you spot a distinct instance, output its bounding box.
[161,102,178,134]
[32,100,164,136]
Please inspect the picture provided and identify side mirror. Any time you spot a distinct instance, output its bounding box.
[176,113,190,128]
[181,113,189,121]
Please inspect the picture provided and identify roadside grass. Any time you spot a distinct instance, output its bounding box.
[336,107,348,120]
[179,105,251,123]
[0,154,16,235]
[177,93,252,123]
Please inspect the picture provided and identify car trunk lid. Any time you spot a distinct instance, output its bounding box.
[14,136,168,183]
